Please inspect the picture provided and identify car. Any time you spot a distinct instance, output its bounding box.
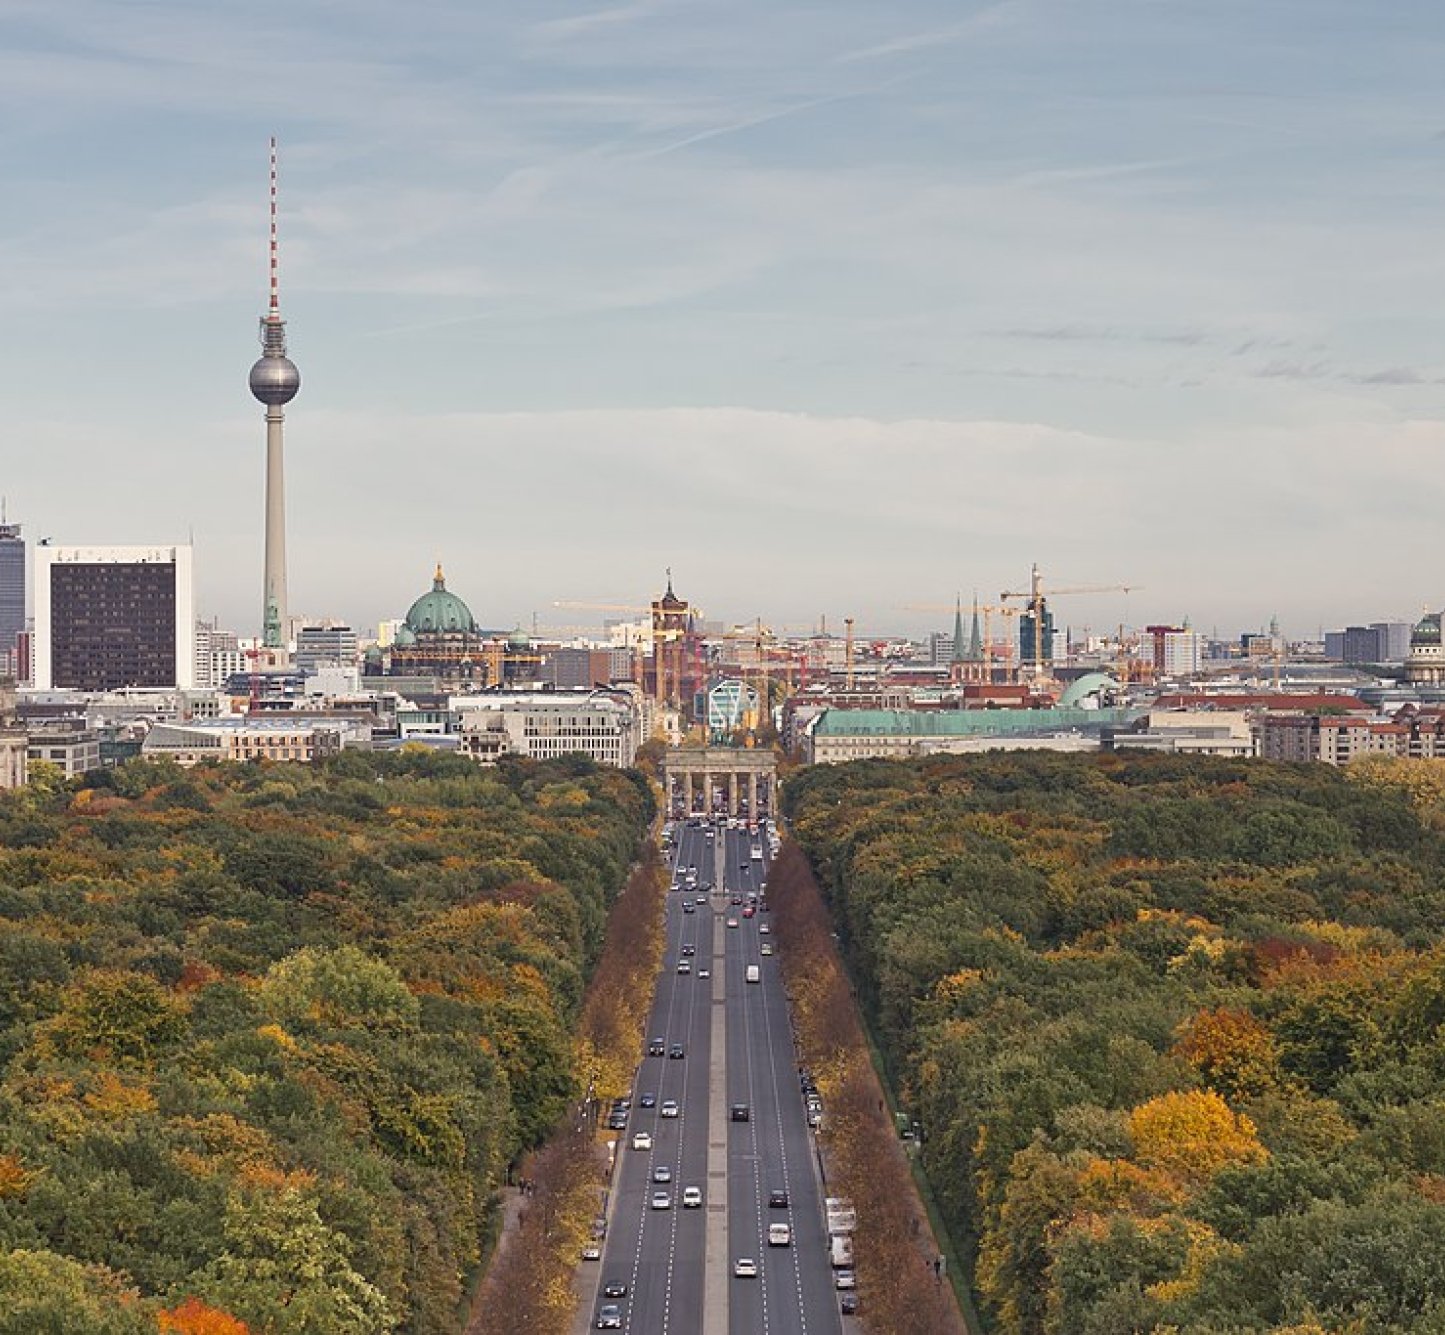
[734,1257,758,1278]
[607,1113,628,1129]
[742,906,755,919]
[596,1303,622,1328]
[697,967,711,979]
[603,1280,628,1298]
[682,1186,703,1208]
[730,895,743,906]
[834,1269,856,1290]
[650,1191,672,1210]
[669,1044,685,1059]
[768,1223,792,1246]
[758,923,770,935]
[760,943,774,956]
[660,1099,679,1118]
[676,960,692,974]
[639,1091,657,1108]
[840,1292,859,1315]
[682,902,696,914]
[653,1165,672,1183]
[612,1097,632,1111]
[632,1131,652,1151]
[730,1103,750,1122]
[648,1038,665,1056]
[681,944,696,956]
[769,1189,789,1208]
[726,918,739,929]
[582,1243,601,1261]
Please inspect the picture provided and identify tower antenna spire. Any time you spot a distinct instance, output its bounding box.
[268,135,281,318]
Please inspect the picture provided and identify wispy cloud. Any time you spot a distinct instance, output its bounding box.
[1255,360,1444,386]
[530,3,662,41]
[834,2,1019,64]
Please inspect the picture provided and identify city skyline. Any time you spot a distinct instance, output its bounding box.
[5,1,1445,636]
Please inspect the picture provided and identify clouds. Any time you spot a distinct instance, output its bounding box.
[2,0,1445,638]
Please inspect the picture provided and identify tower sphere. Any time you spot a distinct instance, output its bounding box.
[250,355,301,405]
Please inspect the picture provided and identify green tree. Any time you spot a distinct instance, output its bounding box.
[0,1247,154,1335]
[194,1189,395,1334]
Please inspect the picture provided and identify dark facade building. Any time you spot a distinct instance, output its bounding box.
[1020,605,1056,666]
[0,524,23,676]
[33,546,194,691]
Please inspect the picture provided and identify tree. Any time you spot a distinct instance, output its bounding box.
[1172,1008,1280,1102]
[1128,1090,1267,1188]
[0,1248,154,1335]
[193,1189,395,1335]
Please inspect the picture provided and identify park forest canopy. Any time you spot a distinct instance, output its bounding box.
[784,751,1445,1335]
[0,750,652,1335]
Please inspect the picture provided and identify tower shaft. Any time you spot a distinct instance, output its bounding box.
[263,404,288,649]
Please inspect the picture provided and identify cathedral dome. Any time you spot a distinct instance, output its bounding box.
[1412,613,1442,647]
[405,565,476,636]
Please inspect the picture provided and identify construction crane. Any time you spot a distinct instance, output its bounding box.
[1000,564,1141,679]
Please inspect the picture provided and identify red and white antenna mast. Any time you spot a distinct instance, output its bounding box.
[268,135,281,319]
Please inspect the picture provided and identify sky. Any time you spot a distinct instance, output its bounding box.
[4,0,1445,642]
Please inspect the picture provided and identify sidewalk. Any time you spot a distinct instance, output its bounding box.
[464,1186,528,1335]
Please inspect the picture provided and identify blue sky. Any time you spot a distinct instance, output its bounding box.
[4,0,1445,640]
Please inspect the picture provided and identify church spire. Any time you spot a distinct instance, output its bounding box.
[967,592,984,662]
[951,595,967,664]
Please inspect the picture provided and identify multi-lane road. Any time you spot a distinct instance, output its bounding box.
[583,817,846,1335]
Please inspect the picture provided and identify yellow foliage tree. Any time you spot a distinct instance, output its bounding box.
[1128,1089,1267,1187]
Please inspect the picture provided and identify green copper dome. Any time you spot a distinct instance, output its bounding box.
[405,565,476,636]
[508,624,531,651]
[1412,613,1442,647]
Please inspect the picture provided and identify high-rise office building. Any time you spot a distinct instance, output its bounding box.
[295,624,358,675]
[32,546,195,691]
[0,523,24,675]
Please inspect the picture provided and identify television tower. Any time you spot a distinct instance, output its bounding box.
[247,137,300,653]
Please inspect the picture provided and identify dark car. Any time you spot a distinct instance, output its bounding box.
[639,1091,657,1108]
[607,1112,627,1129]
[680,944,696,957]
[840,1292,859,1315]
[769,1189,789,1208]
[596,1303,622,1329]
[669,1044,685,1060]
[730,1103,750,1122]
[648,1038,665,1057]
[603,1280,628,1298]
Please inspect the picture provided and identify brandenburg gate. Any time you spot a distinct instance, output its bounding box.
[662,746,777,819]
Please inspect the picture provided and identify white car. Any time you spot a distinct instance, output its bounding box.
[726,917,739,929]
[651,1191,672,1210]
[698,967,711,979]
[758,924,770,935]
[677,960,691,974]
[734,1257,758,1278]
[682,1186,703,1208]
[632,1131,653,1151]
[760,943,774,957]
[660,1099,679,1118]
[653,1165,672,1183]
[581,1243,601,1261]
[834,1268,856,1290]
